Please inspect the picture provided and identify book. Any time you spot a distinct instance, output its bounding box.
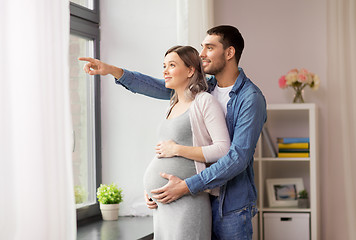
[277,137,310,144]
[278,152,309,158]
[278,143,309,149]
[262,126,277,157]
[278,148,309,153]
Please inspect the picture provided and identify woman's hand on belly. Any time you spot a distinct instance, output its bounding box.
[144,190,158,209]
[155,140,178,158]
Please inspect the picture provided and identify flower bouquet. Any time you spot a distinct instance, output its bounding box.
[278,68,320,103]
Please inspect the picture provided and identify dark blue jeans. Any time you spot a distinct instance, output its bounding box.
[210,195,255,240]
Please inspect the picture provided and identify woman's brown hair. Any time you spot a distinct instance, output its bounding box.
[165,45,208,107]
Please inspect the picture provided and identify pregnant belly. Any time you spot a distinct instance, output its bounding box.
[143,156,196,197]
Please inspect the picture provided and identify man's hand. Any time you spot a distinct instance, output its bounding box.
[144,191,158,209]
[151,173,190,204]
[78,57,123,79]
[155,140,178,158]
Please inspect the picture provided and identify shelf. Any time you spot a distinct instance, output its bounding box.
[255,157,310,162]
[255,103,319,240]
[267,103,316,111]
[261,208,311,213]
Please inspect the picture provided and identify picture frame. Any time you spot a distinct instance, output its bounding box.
[266,178,304,207]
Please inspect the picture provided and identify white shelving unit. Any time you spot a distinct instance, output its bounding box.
[253,103,319,240]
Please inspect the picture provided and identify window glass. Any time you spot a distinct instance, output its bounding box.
[69,34,96,208]
[71,0,94,10]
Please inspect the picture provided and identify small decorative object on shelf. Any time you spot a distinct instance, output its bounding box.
[277,137,310,158]
[97,183,124,220]
[298,189,309,208]
[278,68,320,103]
[266,178,304,207]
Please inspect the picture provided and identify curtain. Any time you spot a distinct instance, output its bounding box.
[0,1,76,239]
[327,0,356,239]
[176,0,214,49]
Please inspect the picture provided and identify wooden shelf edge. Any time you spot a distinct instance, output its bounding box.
[260,208,311,213]
[267,103,316,110]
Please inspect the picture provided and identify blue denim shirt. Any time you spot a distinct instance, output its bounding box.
[115,68,267,216]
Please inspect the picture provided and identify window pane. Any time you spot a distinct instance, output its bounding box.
[71,0,94,10]
[69,34,96,208]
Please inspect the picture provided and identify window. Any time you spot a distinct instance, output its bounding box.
[70,34,96,208]
[70,0,99,23]
[71,0,94,10]
[69,1,101,221]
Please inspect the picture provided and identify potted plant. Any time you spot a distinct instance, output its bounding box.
[298,189,309,208]
[97,183,123,220]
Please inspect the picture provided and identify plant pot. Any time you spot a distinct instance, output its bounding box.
[100,203,119,221]
[298,198,309,208]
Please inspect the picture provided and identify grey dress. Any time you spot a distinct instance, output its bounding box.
[143,109,212,240]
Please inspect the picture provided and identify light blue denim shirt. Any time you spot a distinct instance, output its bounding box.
[115,68,267,216]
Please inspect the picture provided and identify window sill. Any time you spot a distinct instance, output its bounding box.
[77,216,153,240]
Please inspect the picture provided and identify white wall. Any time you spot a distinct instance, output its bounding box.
[100,0,177,216]
[213,0,327,104]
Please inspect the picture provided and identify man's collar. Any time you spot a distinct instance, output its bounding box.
[231,67,245,93]
[207,67,246,93]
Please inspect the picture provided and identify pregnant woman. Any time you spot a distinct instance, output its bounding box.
[79,45,230,239]
[143,46,230,239]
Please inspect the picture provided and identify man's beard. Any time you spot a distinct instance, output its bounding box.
[203,57,226,76]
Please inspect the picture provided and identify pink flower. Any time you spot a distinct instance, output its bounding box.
[299,68,309,75]
[298,73,308,83]
[288,69,298,74]
[278,75,287,89]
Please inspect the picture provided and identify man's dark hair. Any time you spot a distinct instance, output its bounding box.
[207,25,244,66]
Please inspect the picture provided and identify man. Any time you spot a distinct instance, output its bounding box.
[80,25,266,240]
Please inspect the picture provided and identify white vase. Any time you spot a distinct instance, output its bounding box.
[100,203,119,221]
